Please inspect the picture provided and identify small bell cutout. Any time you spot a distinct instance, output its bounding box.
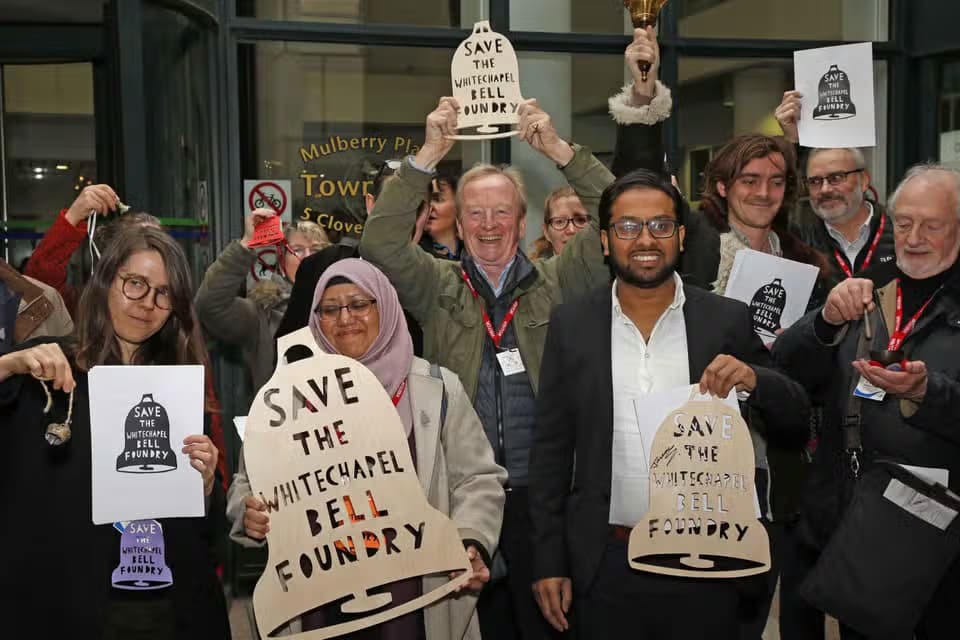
[813,64,857,120]
[116,393,177,473]
[112,520,173,590]
[749,278,787,342]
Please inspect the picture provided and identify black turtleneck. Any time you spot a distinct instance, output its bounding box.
[898,260,958,320]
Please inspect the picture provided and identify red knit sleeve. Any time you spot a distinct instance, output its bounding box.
[24,209,88,313]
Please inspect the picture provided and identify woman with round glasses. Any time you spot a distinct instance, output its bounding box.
[195,208,330,391]
[529,187,591,259]
[228,259,505,640]
[0,226,230,639]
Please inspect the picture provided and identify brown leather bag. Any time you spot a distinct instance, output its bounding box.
[0,260,54,342]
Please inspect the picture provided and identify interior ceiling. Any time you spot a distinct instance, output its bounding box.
[1,0,104,23]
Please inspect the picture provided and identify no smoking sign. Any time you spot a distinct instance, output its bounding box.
[244,179,292,222]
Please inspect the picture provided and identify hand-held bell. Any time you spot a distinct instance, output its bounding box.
[623,0,669,82]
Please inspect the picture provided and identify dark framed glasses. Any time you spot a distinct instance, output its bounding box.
[805,169,864,190]
[315,298,377,322]
[609,218,678,240]
[118,274,172,310]
[547,215,590,231]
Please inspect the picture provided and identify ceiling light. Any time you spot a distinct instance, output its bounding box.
[56,164,69,171]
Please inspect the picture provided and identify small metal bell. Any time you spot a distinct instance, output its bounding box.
[45,422,72,446]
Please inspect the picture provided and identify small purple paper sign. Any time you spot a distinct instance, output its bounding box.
[111,519,174,590]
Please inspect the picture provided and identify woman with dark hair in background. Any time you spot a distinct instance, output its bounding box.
[0,226,230,639]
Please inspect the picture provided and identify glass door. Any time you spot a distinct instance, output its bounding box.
[0,62,97,269]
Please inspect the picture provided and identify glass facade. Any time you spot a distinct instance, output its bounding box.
[1,63,96,267]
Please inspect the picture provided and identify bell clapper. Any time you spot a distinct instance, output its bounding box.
[35,375,75,446]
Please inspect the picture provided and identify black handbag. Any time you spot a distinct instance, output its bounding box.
[799,314,960,637]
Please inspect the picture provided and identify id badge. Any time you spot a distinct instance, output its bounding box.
[854,376,886,402]
[496,348,526,376]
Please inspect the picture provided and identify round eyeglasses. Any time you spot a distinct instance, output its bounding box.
[118,275,172,310]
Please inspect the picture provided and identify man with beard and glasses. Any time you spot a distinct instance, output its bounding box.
[776,91,895,280]
[529,170,809,639]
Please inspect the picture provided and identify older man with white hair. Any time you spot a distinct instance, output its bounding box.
[773,164,960,638]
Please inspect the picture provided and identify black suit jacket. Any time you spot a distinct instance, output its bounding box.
[529,282,810,591]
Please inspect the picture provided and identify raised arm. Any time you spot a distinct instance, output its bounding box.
[194,211,271,346]
[609,27,673,178]
[358,99,455,323]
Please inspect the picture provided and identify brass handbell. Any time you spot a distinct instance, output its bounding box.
[623,0,669,82]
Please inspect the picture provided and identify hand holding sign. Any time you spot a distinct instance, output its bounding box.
[245,210,285,249]
[518,100,574,167]
[242,209,279,248]
[775,90,803,144]
[414,97,460,172]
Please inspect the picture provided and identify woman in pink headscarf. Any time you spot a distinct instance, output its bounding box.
[230,259,505,640]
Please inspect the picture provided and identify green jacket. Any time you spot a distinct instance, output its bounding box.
[359,145,614,399]
[194,240,289,392]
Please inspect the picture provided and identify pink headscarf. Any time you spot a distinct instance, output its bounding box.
[308,259,415,435]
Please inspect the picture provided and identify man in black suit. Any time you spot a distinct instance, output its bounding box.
[529,170,810,638]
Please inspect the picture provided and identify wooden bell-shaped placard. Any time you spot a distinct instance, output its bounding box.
[449,20,523,140]
[245,328,471,639]
[629,390,770,578]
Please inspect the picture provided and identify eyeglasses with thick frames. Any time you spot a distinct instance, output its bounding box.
[548,215,590,231]
[609,218,679,240]
[315,298,377,322]
[805,169,864,190]
[118,274,172,310]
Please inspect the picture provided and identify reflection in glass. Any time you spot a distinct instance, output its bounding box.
[2,63,96,268]
[678,0,888,42]
[237,0,484,28]
[246,43,469,243]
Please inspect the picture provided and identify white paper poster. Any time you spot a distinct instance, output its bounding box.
[610,385,752,527]
[794,42,875,148]
[89,365,206,524]
[723,249,820,346]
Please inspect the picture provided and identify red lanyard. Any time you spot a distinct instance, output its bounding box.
[460,268,519,349]
[833,213,885,278]
[392,379,407,407]
[888,281,939,351]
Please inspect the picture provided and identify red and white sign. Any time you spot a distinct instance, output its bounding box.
[244,179,292,222]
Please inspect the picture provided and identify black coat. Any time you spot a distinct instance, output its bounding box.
[0,354,230,638]
[773,264,960,549]
[529,283,810,590]
[612,119,721,291]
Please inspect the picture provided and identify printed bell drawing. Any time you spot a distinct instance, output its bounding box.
[449,20,524,139]
[629,392,771,579]
[750,278,787,342]
[116,393,178,473]
[245,328,472,639]
[813,64,857,120]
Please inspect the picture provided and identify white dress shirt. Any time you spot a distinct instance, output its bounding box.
[826,202,874,268]
[609,273,689,526]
